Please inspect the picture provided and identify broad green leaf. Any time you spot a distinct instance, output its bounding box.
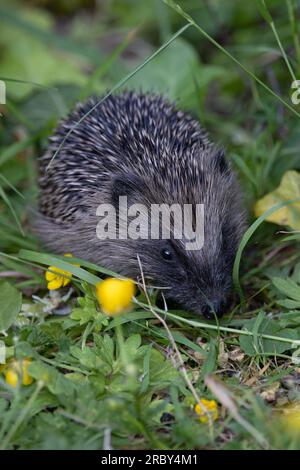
[19,85,80,131]
[272,277,300,302]
[278,299,300,309]
[126,38,224,109]
[277,311,300,328]
[148,348,181,389]
[0,281,22,332]
[71,296,100,325]
[239,314,298,355]
[0,6,86,99]
[123,334,142,360]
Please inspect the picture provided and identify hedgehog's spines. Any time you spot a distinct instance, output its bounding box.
[39,91,212,223]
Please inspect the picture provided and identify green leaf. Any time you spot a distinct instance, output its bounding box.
[19,85,80,131]
[71,294,100,325]
[0,281,22,332]
[0,6,87,100]
[69,345,105,371]
[126,39,215,109]
[148,349,181,389]
[239,314,298,355]
[277,299,300,309]
[123,334,142,359]
[94,334,115,368]
[272,277,300,302]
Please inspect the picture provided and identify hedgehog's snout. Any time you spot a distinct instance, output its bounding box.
[160,281,230,319]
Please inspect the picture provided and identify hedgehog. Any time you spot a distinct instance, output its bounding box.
[37,91,246,319]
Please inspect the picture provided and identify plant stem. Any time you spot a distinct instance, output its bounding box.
[135,300,300,347]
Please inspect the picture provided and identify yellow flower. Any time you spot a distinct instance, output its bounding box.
[45,253,79,290]
[195,399,218,423]
[4,359,33,388]
[5,369,19,388]
[95,278,135,316]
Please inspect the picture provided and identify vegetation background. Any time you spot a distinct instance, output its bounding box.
[0,0,300,450]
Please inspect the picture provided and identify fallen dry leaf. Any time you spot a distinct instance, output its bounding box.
[229,347,245,363]
[254,170,300,230]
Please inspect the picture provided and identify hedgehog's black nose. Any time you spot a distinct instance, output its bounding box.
[202,300,225,320]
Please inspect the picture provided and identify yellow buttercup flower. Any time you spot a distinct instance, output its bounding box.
[95,278,135,316]
[195,399,218,423]
[45,253,79,290]
[5,369,19,388]
[4,359,33,388]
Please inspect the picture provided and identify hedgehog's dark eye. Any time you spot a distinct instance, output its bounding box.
[161,248,173,261]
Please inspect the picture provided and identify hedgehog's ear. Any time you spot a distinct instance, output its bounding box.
[111,173,146,207]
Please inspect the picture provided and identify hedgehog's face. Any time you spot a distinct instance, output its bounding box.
[109,149,245,319]
[111,204,243,318]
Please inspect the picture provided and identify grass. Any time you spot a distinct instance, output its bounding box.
[0,0,300,450]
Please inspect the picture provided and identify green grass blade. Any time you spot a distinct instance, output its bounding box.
[135,299,300,346]
[56,255,123,278]
[18,249,102,285]
[0,173,25,199]
[258,0,297,82]
[0,76,57,90]
[286,0,300,70]
[0,185,24,236]
[230,153,258,188]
